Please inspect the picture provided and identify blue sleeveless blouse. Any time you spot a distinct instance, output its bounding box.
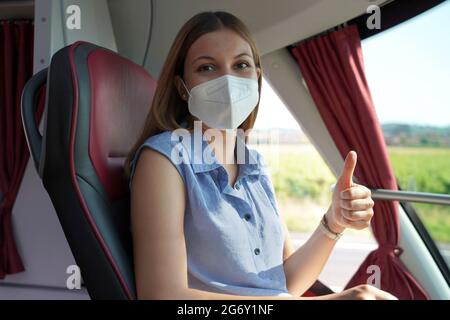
[129,127,291,297]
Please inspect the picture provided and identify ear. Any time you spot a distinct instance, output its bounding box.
[256,66,262,81]
[174,75,189,101]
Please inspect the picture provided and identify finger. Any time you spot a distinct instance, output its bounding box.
[341,185,371,200]
[337,151,357,188]
[341,208,373,222]
[373,287,399,300]
[338,215,357,229]
[340,198,374,211]
[344,218,371,230]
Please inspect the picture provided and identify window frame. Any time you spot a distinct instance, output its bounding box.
[282,0,450,292]
[354,0,450,287]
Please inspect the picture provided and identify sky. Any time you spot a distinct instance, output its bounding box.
[254,1,450,129]
[254,77,301,130]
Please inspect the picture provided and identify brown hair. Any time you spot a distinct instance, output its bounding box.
[123,11,263,179]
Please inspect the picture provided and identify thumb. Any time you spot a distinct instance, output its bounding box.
[337,150,357,188]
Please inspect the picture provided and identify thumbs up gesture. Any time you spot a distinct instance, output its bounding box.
[325,151,375,234]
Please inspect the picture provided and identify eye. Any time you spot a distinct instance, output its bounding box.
[235,61,251,69]
[197,64,215,72]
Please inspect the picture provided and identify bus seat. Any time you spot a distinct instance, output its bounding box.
[21,41,156,299]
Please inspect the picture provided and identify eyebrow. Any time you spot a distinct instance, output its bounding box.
[192,52,253,65]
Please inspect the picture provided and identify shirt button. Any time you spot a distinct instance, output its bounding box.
[244,213,251,221]
[235,183,240,190]
[254,248,260,255]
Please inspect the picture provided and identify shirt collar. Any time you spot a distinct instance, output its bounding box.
[178,122,261,176]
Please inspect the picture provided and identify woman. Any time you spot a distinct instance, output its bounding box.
[125,11,397,300]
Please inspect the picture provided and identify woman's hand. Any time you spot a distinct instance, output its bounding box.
[336,284,398,300]
[291,284,398,300]
[326,151,375,233]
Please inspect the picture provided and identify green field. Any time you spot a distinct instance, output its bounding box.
[253,144,450,244]
[389,147,450,244]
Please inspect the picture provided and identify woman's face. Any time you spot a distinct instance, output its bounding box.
[175,28,261,129]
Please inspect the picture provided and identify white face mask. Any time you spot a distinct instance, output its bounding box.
[181,74,259,129]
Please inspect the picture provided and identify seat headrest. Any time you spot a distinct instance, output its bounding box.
[52,41,157,202]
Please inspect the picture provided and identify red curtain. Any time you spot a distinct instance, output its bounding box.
[290,25,428,300]
[0,20,44,278]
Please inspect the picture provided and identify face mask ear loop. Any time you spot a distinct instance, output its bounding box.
[180,78,192,99]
